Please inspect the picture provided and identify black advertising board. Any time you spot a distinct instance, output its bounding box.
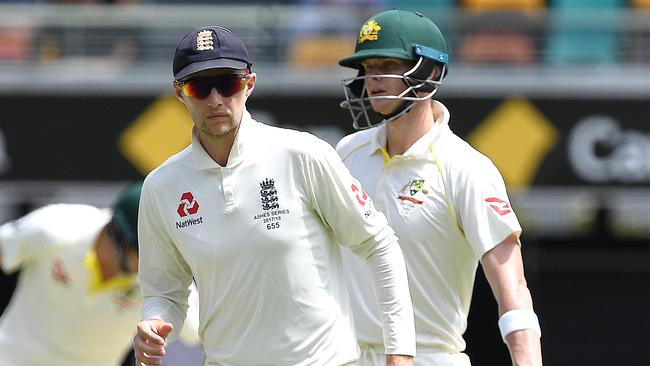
[1,94,648,187]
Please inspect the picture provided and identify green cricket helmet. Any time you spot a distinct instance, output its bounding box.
[339,9,449,130]
[107,181,143,273]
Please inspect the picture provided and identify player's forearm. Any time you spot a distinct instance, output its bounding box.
[483,237,542,365]
[505,330,543,366]
[497,282,535,316]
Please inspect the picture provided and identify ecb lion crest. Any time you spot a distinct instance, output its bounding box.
[260,178,279,211]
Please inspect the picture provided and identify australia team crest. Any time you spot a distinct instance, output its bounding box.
[398,178,426,205]
[358,20,381,44]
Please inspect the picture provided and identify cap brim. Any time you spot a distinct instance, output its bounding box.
[175,58,249,80]
[339,49,412,68]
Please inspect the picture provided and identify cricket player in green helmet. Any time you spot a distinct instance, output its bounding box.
[337,9,543,366]
[340,9,448,130]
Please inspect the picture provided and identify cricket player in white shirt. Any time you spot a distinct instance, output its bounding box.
[0,182,199,366]
[336,10,543,366]
[133,26,415,366]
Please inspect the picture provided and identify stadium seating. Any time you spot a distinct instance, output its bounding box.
[0,26,32,61]
[457,29,536,64]
[460,0,544,11]
[630,0,650,8]
[387,0,454,9]
[287,35,355,68]
[456,0,540,64]
[544,0,624,64]
[629,0,650,62]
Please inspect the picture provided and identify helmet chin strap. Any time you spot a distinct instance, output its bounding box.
[378,82,425,123]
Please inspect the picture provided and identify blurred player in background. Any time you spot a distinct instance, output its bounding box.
[134,25,415,366]
[0,181,200,366]
[336,9,543,366]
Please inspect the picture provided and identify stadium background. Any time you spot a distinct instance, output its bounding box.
[0,1,648,365]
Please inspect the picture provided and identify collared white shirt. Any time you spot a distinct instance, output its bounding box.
[138,111,415,365]
[337,101,522,355]
[0,204,141,366]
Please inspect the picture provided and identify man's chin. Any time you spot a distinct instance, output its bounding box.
[372,105,398,116]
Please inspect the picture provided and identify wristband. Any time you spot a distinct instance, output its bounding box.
[498,309,541,342]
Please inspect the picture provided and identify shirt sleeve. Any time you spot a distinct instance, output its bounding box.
[138,179,194,344]
[451,154,523,258]
[303,137,416,356]
[0,205,90,273]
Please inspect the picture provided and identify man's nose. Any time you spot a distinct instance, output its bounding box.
[206,87,224,105]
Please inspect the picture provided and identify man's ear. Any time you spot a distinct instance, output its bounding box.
[430,65,440,80]
[431,64,446,81]
[173,81,183,100]
[245,73,257,97]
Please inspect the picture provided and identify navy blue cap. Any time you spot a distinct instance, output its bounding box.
[173,26,252,80]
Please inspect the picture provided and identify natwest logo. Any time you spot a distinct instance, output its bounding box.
[177,192,200,217]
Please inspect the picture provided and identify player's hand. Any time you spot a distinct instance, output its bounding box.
[133,318,174,366]
[386,354,414,366]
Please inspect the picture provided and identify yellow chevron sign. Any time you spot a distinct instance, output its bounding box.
[468,98,559,188]
[119,95,192,175]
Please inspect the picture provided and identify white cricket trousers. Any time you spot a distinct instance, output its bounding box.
[358,343,471,366]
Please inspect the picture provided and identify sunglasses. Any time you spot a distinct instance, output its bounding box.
[179,74,249,99]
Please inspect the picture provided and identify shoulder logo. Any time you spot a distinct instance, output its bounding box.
[358,20,381,44]
[51,257,69,285]
[196,29,214,51]
[177,192,200,217]
[260,178,279,211]
[485,197,512,216]
[350,183,375,218]
[351,183,368,206]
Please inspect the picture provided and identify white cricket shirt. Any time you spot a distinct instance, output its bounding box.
[138,111,415,366]
[0,204,140,366]
[336,101,522,356]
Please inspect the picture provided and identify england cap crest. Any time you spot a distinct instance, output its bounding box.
[173,26,252,80]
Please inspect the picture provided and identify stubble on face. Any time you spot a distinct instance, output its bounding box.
[361,58,413,115]
[195,106,239,140]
